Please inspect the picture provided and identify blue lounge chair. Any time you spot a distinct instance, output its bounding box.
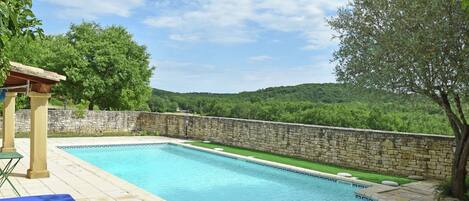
[0,194,74,201]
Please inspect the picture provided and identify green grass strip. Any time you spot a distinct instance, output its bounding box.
[188,141,415,185]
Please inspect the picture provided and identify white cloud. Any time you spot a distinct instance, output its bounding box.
[248,55,273,62]
[143,17,183,28]
[143,0,347,49]
[169,34,200,42]
[41,0,144,19]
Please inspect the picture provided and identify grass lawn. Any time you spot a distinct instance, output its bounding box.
[188,141,415,185]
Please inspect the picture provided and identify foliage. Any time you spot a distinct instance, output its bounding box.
[0,0,42,84]
[188,141,415,185]
[6,22,154,111]
[15,94,29,109]
[149,95,178,112]
[72,101,88,118]
[49,97,64,107]
[463,0,469,10]
[150,83,455,135]
[328,0,469,199]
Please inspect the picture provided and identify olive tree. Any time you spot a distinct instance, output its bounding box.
[328,0,469,199]
[0,0,42,83]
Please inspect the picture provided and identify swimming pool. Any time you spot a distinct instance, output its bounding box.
[62,144,364,201]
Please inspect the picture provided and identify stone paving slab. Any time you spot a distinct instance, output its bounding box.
[357,180,439,201]
[0,136,186,201]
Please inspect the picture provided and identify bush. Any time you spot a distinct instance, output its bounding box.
[73,101,88,118]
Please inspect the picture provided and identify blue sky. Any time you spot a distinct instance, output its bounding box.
[33,0,347,93]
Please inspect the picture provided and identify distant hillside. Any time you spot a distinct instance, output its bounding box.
[153,83,425,103]
[149,83,451,135]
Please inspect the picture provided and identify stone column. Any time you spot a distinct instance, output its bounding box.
[27,92,50,179]
[2,92,17,152]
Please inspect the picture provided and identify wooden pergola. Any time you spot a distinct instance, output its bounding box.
[1,62,66,179]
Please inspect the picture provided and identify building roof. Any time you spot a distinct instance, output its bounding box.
[2,62,66,93]
[9,61,66,82]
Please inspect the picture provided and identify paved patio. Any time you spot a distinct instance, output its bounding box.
[0,136,186,201]
[356,178,439,201]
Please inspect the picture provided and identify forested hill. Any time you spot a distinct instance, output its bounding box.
[149,83,452,135]
[153,83,417,103]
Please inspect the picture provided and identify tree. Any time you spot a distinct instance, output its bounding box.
[0,0,42,83]
[65,22,154,110]
[6,35,79,108]
[6,22,154,111]
[328,0,469,199]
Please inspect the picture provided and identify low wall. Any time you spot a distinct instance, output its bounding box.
[2,110,455,179]
[138,113,454,179]
[9,110,141,133]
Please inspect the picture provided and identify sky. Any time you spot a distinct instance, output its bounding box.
[33,0,347,93]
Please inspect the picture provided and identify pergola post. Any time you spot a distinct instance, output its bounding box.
[27,92,51,179]
[2,92,17,152]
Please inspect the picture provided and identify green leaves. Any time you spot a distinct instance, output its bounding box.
[328,0,469,99]
[0,0,42,84]
[462,0,469,10]
[6,22,153,111]
[149,84,455,135]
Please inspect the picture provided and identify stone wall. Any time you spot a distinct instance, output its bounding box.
[2,110,455,179]
[138,113,454,179]
[7,110,142,133]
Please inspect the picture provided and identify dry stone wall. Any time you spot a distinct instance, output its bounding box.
[138,113,454,179]
[2,110,455,179]
[9,110,141,133]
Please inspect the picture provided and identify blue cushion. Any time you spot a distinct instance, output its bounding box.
[0,90,5,102]
[0,194,74,201]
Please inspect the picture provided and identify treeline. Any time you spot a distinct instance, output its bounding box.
[149,83,454,135]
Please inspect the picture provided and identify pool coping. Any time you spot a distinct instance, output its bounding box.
[57,141,387,201]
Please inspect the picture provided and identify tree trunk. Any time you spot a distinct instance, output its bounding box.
[88,102,94,110]
[451,126,469,200]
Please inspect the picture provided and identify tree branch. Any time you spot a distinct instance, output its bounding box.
[455,94,468,126]
[427,92,464,139]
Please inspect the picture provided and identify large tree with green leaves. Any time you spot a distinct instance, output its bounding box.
[63,22,154,110]
[7,22,154,111]
[65,22,153,110]
[329,0,469,199]
[0,0,42,83]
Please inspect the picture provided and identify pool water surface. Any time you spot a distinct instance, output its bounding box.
[63,144,363,201]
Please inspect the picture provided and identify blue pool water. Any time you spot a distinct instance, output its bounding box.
[63,144,363,201]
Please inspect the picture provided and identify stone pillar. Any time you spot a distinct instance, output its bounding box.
[27,92,50,179]
[2,92,17,152]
